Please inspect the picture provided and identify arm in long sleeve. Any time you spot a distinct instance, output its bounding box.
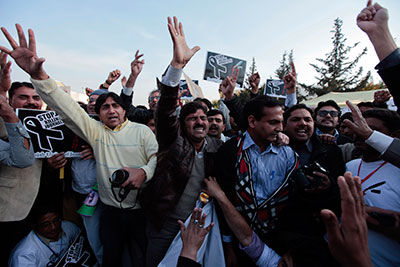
[365,130,400,168]
[31,78,100,144]
[376,49,400,110]
[140,129,158,182]
[155,65,182,151]
[0,121,34,168]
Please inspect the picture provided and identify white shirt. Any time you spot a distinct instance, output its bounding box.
[346,159,400,267]
[9,221,80,267]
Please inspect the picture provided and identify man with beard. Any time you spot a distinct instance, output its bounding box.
[346,107,400,266]
[207,109,227,142]
[140,17,223,267]
[314,100,352,145]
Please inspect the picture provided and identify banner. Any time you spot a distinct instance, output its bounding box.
[203,51,247,87]
[183,72,204,98]
[55,231,98,267]
[16,109,86,158]
[179,79,198,100]
[264,79,287,99]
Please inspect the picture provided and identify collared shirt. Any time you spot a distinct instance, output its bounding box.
[103,118,128,132]
[243,132,296,205]
[315,127,339,141]
[0,121,35,168]
[293,139,313,167]
[196,137,208,159]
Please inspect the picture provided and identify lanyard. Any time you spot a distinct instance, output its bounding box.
[35,232,63,259]
[357,160,387,184]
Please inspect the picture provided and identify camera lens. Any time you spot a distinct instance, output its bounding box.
[112,169,129,185]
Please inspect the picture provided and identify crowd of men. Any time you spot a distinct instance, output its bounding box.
[0,1,399,267]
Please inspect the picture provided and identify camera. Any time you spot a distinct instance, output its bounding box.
[111,169,130,187]
[293,161,329,190]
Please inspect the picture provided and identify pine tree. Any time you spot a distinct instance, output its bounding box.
[275,50,294,79]
[303,18,370,96]
[244,57,257,89]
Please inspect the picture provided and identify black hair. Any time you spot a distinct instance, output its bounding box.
[339,112,353,125]
[283,104,314,123]
[194,98,212,110]
[179,101,207,125]
[94,92,127,114]
[207,109,225,122]
[9,82,34,100]
[243,95,280,129]
[136,105,148,110]
[314,100,341,118]
[29,205,60,226]
[362,108,400,133]
[357,101,374,108]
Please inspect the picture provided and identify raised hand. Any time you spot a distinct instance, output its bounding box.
[167,16,200,69]
[107,69,121,85]
[321,172,372,267]
[0,52,12,97]
[356,1,396,61]
[121,76,127,88]
[283,61,296,95]
[357,1,388,35]
[0,24,48,80]
[0,95,18,123]
[220,67,239,101]
[373,89,391,104]
[249,72,260,94]
[342,101,373,140]
[126,50,145,88]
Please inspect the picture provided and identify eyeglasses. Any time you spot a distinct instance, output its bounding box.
[149,95,160,102]
[37,216,62,229]
[318,110,339,117]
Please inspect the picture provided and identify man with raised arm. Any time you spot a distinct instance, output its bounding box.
[139,17,223,267]
[357,1,399,111]
[0,24,158,267]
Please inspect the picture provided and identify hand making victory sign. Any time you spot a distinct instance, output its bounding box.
[0,24,48,80]
[283,61,296,95]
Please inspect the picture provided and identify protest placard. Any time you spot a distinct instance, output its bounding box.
[16,109,85,158]
[264,79,287,99]
[203,51,247,87]
[179,79,198,100]
[55,231,98,267]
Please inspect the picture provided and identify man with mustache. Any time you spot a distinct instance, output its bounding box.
[207,109,227,142]
[0,53,68,265]
[140,17,223,267]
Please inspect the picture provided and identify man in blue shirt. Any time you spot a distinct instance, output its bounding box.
[216,95,298,265]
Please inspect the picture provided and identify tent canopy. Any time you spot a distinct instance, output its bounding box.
[301,89,388,107]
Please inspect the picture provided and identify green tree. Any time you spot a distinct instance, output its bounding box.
[244,57,257,89]
[275,50,294,79]
[302,18,370,96]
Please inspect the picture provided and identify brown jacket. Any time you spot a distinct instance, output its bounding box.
[140,81,222,228]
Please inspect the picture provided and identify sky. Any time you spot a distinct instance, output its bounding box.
[1,0,399,107]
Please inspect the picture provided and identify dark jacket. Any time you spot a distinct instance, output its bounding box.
[120,89,151,124]
[216,134,342,266]
[376,48,400,112]
[140,81,222,229]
